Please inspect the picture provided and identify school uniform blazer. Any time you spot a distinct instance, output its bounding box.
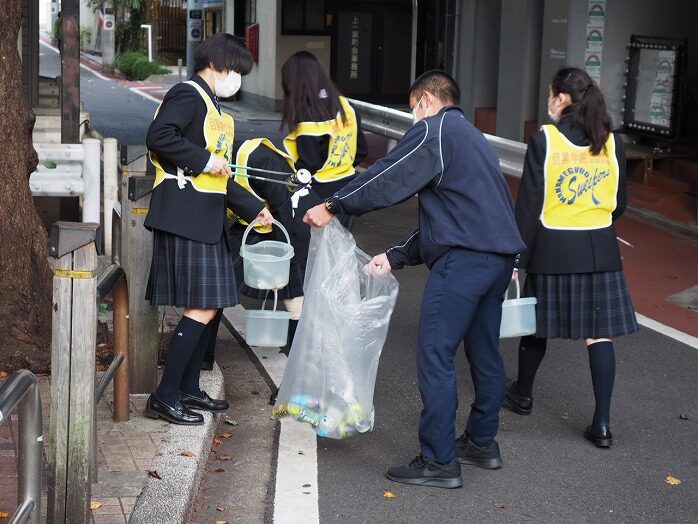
[515,118,627,274]
[144,75,263,243]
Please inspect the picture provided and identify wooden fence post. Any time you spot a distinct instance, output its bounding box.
[47,222,98,524]
[120,146,159,393]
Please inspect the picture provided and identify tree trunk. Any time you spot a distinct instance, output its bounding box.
[0,2,53,372]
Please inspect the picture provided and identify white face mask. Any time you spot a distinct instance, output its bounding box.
[412,95,430,123]
[215,71,242,98]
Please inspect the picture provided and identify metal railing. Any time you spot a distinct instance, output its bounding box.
[0,370,42,524]
[95,263,129,419]
[348,98,528,178]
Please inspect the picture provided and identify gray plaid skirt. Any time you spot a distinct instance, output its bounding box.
[145,229,238,309]
[523,271,638,340]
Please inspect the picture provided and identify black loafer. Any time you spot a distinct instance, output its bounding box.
[144,395,204,425]
[386,454,463,489]
[503,380,532,415]
[181,390,229,412]
[584,424,613,448]
[455,433,503,469]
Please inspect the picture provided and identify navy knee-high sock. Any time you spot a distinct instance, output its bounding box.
[154,316,207,405]
[181,310,221,396]
[515,336,547,397]
[202,309,223,366]
[587,340,615,428]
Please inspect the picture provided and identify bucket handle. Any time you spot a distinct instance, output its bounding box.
[261,289,279,312]
[504,270,521,300]
[241,218,291,254]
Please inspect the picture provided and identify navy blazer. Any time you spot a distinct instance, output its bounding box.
[144,75,263,243]
[515,117,627,274]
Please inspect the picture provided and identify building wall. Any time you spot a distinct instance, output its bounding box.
[563,0,696,127]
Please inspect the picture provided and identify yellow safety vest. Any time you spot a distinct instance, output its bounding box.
[229,138,296,233]
[151,80,234,194]
[283,96,357,183]
[540,125,619,230]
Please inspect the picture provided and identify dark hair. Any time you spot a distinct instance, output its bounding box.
[281,51,346,131]
[551,67,611,155]
[193,33,253,75]
[408,70,460,105]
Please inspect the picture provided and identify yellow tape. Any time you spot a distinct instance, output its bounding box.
[54,269,96,279]
[131,207,149,214]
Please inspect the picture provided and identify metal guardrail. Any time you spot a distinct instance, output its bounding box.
[0,370,42,524]
[348,98,528,178]
[94,264,129,411]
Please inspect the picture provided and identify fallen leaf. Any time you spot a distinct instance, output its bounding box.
[0,511,11,518]
[212,438,222,446]
[214,467,225,473]
[494,502,507,509]
[679,413,689,420]
[215,521,229,524]
[665,474,682,486]
[180,450,195,457]
[147,470,162,480]
[251,390,260,395]
[216,506,227,512]
[90,500,102,510]
[383,491,396,499]
[219,454,233,461]
[0,371,7,378]
[219,432,232,439]
[224,418,240,426]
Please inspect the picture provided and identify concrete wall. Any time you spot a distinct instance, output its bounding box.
[454,0,501,120]
[234,0,331,111]
[496,0,544,140]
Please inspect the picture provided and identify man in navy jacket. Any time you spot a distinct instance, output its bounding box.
[305,70,525,489]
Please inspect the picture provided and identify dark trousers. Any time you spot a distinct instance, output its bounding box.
[417,248,513,464]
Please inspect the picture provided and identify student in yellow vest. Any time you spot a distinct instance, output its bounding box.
[143,33,273,425]
[504,67,638,447]
[281,51,367,223]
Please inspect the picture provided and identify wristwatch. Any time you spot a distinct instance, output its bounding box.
[324,197,339,215]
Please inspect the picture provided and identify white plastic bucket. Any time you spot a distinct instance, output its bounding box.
[499,272,537,338]
[245,291,291,347]
[240,219,294,290]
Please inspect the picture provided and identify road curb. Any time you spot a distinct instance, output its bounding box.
[129,365,224,524]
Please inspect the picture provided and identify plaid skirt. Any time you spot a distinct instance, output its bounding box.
[145,229,238,309]
[523,271,638,340]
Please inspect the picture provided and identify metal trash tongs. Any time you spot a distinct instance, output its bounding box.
[228,164,312,187]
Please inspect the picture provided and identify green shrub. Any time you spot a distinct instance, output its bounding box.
[131,58,169,81]
[116,51,146,77]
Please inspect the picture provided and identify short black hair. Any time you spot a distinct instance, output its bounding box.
[409,70,460,105]
[193,33,253,75]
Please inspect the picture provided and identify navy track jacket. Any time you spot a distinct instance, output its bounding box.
[332,106,525,269]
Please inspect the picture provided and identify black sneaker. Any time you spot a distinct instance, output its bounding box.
[503,380,533,415]
[385,454,463,489]
[455,433,503,469]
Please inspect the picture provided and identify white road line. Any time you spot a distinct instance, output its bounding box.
[129,86,163,104]
[222,306,320,524]
[79,62,110,81]
[635,312,698,349]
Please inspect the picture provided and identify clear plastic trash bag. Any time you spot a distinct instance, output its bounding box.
[272,219,399,438]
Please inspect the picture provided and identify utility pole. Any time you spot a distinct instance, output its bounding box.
[61,0,80,143]
[101,0,116,71]
[186,0,204,79]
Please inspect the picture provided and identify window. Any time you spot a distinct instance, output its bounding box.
[282,0,327,35]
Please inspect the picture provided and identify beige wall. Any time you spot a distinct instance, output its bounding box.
[232,0,331,109]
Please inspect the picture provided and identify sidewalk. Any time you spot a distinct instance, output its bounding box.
[0,305,223,524]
